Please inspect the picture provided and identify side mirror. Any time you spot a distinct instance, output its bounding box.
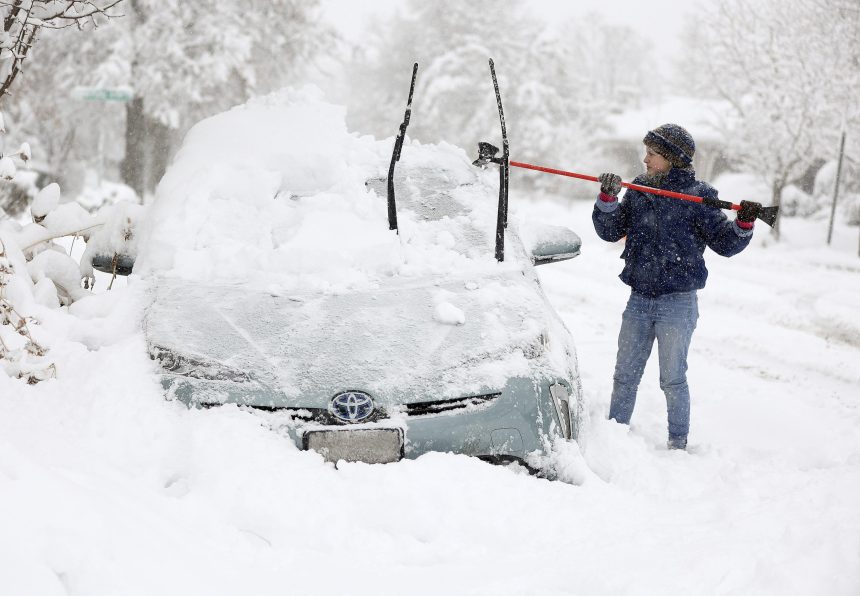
[524,224,581,266]
[91,253,135,276]
[85,201,146,277]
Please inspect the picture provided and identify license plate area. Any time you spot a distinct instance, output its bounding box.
[303,428,404,464]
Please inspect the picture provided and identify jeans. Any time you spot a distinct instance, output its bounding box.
[609,290,699,439]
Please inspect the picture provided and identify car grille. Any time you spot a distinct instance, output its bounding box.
[214,404,381,426]
[194,392,502,422]
[403,392,501,417]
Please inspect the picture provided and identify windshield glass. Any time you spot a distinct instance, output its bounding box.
[134,88,522,294]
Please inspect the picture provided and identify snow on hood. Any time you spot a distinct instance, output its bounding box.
[145,273,550,406]
[135,86,515,294]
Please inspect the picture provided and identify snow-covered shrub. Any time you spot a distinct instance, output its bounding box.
[0,168,41,219]
[0,235,54,383]
[814,159,860,225]
[0,171,146,383]
[76,177,139,212]
[0,2,132,384]
[780,184,822,218]
[841,192,860,226]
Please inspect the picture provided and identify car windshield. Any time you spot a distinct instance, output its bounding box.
[133,89,526,295]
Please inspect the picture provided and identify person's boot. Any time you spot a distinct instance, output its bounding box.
[667,435,687,450]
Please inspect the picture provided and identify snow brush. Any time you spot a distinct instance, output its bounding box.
[472,142,780,228]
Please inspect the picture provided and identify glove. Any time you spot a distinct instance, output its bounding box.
[599,172,622,197]
[737,200,761,223]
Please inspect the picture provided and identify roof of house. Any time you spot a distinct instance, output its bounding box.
[602,95,732,145]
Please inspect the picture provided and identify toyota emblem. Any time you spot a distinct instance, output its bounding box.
[329,391,375,423]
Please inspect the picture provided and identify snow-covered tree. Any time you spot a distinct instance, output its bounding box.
[113,0,335,197]
[0,1,122,102]
[344,2,654,192]
[345,3,559,150]
[678,0,860,238]
[0,1,123,193]
[556,13,656,114]
[5,0,335,199]
[2,28,121,196]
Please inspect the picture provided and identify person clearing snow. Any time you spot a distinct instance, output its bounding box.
[592,123,761,450]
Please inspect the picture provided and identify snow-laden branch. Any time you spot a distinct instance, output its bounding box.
[0,0,122,101]
[0,235,56,383]
[0,177,146,384]
[33,0,123,24]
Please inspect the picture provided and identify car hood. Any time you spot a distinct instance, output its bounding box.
[145,274,550,407]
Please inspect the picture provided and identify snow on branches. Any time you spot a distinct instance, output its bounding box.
[0,149,145,384]
[0,0,122,101]
[0,2,143,386]
[0,234,54,383]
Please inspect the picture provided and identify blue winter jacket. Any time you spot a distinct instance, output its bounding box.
[592,168,753,297]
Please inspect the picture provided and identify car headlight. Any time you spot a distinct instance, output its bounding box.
[149,345,251,383]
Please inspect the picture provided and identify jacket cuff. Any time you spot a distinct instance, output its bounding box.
[733,219,754,237]
[595,196,620,213]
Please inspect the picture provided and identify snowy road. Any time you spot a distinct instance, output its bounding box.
[1,197,859,595]
[533,196,860,594]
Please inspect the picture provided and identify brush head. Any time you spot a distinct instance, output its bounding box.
[472,142,501,167]
[757,205,780,227]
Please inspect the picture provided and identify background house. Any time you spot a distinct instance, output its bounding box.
[594,96,732,183]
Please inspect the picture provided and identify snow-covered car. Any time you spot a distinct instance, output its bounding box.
[133,88,584,473]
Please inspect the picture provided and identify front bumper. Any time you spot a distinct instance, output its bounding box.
[165,372,579,465]
[242,376,578,464]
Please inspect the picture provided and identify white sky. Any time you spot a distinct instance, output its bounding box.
[322,0,701,63]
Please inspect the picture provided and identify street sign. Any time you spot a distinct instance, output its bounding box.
[71,86,134,102]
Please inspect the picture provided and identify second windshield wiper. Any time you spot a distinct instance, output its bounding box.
[387,62,418,233]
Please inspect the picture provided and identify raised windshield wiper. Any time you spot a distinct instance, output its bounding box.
[489,59,510,262]
[387,62,418,233]
[470,59,510,262]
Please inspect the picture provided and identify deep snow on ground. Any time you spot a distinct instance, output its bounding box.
[1,89,858,594]
[2,189,858,595]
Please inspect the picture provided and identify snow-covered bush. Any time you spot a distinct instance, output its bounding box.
[779,184,822,218]
[0,1,130,383]
[0,166,145,383]
[814,159,860,225]
[842,193,860,226]
[0,235,54,383]
[76,176,139,212]
[0,167,41,218]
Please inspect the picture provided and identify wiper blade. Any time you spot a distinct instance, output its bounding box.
[488,58,510,262]
[387,62,418,233]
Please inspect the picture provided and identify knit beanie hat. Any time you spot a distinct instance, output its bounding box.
[643,123,695,168]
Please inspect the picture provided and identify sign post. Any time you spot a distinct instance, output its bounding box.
[71,86,134,187]
[826,130,846,246]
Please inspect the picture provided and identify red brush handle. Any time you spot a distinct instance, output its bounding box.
[509,160,741,211]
